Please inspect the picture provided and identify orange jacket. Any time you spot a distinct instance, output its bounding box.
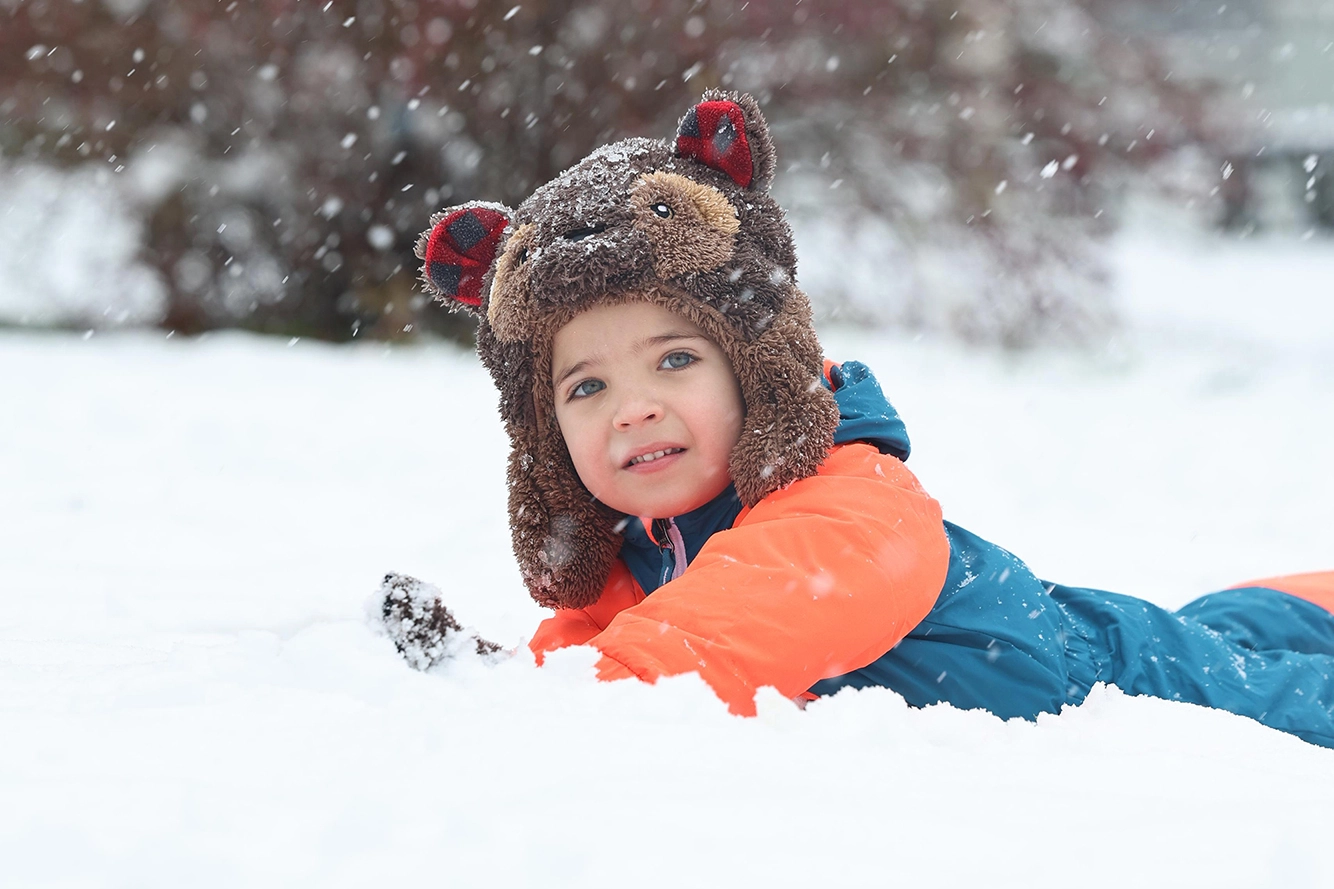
[527,442,952,715]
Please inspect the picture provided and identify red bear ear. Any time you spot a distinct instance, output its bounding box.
[416,203,513,311]
[675,100,754,188]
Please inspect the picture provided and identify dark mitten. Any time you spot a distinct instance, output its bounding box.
[377,573,501,670]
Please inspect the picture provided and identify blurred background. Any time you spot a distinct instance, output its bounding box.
[1,0,1331,346]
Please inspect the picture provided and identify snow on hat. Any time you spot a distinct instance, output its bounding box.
[415,90,838,611]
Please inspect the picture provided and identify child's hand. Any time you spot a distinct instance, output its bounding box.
[374,573,501,670]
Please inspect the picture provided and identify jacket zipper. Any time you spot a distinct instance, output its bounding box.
[651,517,689,586]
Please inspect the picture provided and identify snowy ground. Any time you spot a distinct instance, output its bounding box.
[3,232,1333,887]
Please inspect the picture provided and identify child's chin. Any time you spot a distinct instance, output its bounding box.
[618,489,718,520]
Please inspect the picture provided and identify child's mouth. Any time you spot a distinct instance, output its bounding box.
[626,447,685,468]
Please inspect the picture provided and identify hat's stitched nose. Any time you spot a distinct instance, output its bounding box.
[562,224,607,241]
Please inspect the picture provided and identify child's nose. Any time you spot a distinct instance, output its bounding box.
[613,395,663,428]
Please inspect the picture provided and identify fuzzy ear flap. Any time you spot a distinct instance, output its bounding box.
[674,90,777,192]
[415,201,514,313]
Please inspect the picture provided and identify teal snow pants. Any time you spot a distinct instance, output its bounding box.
[813,522,1334,749]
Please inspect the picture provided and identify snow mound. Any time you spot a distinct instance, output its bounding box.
[1,234,1332,886]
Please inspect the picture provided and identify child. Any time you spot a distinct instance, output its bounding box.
[396,90,1334,748]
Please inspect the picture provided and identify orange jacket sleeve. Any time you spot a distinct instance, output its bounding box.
[528,559,646,657]
[531,442,950,715]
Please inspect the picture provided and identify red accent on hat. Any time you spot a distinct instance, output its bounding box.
[422,206,510,307]
[675,100,754,188]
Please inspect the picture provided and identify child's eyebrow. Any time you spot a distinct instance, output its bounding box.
[552,331,704,387]
[554,358,594,388]
[639,331,705,350]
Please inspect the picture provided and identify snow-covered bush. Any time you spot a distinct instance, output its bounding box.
[744,0,1228,344]
[0,159,165,328]
[789,197,1113,346]
[0,0,1236,345]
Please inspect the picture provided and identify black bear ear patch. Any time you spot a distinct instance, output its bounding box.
[416,203,512,309]
[676,100,754,188]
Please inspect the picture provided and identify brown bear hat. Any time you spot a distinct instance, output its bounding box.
[416,90,839,611]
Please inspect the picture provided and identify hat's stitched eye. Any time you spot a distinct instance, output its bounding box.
[651,202,673,218]
[562,224,607,241]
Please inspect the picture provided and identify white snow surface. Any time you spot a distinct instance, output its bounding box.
[3,233,1334,887]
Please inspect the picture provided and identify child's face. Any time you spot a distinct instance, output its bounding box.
[551,300,744,520]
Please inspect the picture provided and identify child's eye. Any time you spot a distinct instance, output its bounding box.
[570,379,605,399]
[660,351,696,370]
